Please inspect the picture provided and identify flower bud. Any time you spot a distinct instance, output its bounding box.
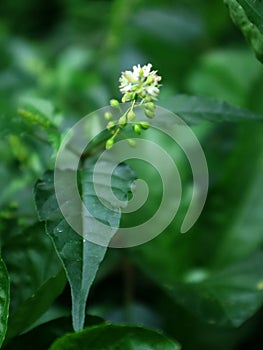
[127,139,136,147]
[140,121,150,129]
[118,115,127,126]
[106,138,114,149]
[144,109,155,119]
[145,102,155,111]
[107,121,115,129]
[104,111,112,120]
[122,94,130,103]
[146,76,154,84]
[127,110,136,121]
[133,124,141,135]
[110,99,120,108]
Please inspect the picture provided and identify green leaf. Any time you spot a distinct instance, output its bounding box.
[4,315,104,350]
[212,122,263,266]
[166,252,263,327]
[5,271,66,341]
[185,49,262,105]
[19,97,59,129]
[0,258,9,347]
[2,224,66,340]
[34,158,136,331]
[18,97,62,153]
[49,324,181,350]
[159,94,263,123]
[224,0,263,62]
[133,8,204,45]
[236,0,263,34]
[130,121,263,328]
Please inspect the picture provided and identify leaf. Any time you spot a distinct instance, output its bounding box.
[166,252,263,327]
[185,49,262,105]
[4,315,104,350]
[133,8,204,45]
[5,271,66,341]
[236,0,263,34]
[0,258,9,347]
[18,98,62,154]
[1,224,66,340]
[19,97,58,129]
[34,158,136,331]
[159,94,263,123]
[224,0,263,62]
[130,121,263,328]
[212,122,263,266]
[49,324,181,350]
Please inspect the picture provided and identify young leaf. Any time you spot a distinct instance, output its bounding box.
[0,258,9,347]
[159,94,263,123]
[49,324,181,350]
[34,159,136,331]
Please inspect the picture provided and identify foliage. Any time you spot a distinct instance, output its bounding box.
[49,324,181,350]
[1,0,263,349]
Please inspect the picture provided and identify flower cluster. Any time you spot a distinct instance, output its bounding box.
[105,63,162,149]
[119,63,161,103]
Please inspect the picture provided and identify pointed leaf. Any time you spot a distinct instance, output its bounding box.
[0,258,9,347]
[49,324,181,350]
[159,94,263,123]
[34,159,136,331]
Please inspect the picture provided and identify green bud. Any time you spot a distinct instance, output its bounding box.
[127,110,136,121]
[146,76,154,84]
[122,94,131,103]
[139,68,144,78]
[107,121,116,129]
[110,99,120,108]
[127,139,136,147]
[144,109,155,119]
[118,115,127,126]
[140,121,150,129]
[104,111,112,120]
[106,138,114,149]
[133,124,141,135]
[145,102,155,111]
[122,92,137,103]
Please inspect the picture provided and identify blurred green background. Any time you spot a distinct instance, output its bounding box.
[1,0,263,349]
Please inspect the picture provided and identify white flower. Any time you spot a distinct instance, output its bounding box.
[119,63,162,102]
